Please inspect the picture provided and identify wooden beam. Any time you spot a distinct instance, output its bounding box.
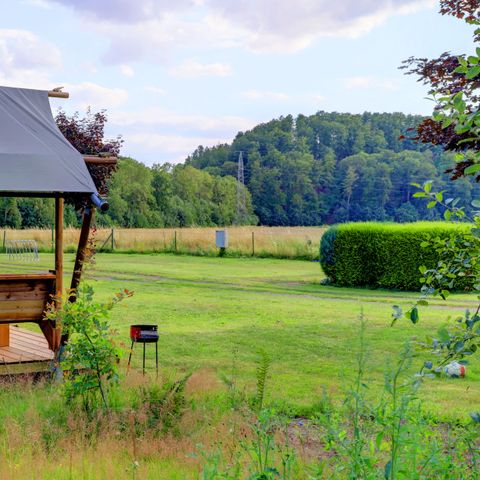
[48,90,69,99]
[83,156,117,165]
[69,206,95,302]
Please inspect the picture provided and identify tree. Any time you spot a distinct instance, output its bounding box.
[342,165,358,222]
[55,108,123,156]
[401,0,480,180]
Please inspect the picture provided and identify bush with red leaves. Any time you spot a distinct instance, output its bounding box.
[55,108,123,157]
[402,0,480,180]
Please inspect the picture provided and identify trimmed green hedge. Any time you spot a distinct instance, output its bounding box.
[320,222,471,291]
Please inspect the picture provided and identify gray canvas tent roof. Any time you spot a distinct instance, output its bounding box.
[0,86,97,195]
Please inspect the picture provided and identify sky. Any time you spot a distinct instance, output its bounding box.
[0,0,476,165]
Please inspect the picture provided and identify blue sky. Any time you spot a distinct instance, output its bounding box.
[0,0,474,164]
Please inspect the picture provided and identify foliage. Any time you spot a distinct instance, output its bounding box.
[320,318,480,480]
[401,1,480,181]
[394,2,480,373]
[134,373,191,434]
[186,111,477,226]
[391,182,480,375]
[47,285,133,412]
[254,349,271,412]
[320,221,470,290]
[6,108,480,228]
[55,108,123,156]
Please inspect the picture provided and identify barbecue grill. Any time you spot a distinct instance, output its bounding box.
[127,324,159,375]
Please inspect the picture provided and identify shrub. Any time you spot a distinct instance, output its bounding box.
[319,222,471,290]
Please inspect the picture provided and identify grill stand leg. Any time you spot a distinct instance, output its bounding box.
[143,342,146,376]
[155,341,158,378]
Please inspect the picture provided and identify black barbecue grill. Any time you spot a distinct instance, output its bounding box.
[127,324,159,375]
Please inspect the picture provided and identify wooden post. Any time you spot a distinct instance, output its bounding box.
[111,228,114,251]
[252,231,255,256]
[174,231,177,253]
[70,206,95,301]
[40,196,64,353]
[55,196,64,304]
[0,325,9,347]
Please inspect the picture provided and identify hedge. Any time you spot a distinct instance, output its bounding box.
[319,222,471,291]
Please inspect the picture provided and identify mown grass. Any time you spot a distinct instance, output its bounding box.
[0,252,478,419]
[0,253,479,477]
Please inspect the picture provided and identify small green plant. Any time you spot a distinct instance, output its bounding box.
[242,409,297,480]
[135,373,191,434]
[381,342,421,480]
[320,314,379,479]
[47,285,133,413]
[255,349,271,413]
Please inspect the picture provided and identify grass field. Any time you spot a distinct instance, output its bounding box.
[0,252,477,418]
[0,252,479,477]
[1,226,326,259]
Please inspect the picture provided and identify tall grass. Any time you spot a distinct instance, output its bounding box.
[1,226,326,260]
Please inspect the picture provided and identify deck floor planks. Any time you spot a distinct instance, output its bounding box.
[0,326,53,365]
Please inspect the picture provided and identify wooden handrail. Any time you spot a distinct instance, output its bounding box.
[0,273,56,281]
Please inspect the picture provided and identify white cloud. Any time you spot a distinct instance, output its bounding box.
[65,82,129,110]
[144,85,167,95]
[110,107,256,163]
[120,64,135,77]
[0,29,62,89]
[44,0,436,63]
[0,29,61,74]
[49,0,194,23]
[344,75,399,91]
[169,59,232,78]
[125,132,228,163]
[242,90,290,101]
[21,0,52,9]
[110,107,254,136]
[208,0,437,51]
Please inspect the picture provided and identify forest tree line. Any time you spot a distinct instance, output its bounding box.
[187,111,479,225]
[1,111,478,229]
[0,160,256,228]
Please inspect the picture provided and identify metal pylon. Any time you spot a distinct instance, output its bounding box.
[236,151,247,224]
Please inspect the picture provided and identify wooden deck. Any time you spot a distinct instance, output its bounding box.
[0,326,53,375]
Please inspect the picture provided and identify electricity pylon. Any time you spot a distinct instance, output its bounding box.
[235,151,247,225]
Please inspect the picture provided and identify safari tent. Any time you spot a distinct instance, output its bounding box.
[0,86,116,373]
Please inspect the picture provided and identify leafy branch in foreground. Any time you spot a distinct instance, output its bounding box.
[391,181,480,376]
[46,285,133,412]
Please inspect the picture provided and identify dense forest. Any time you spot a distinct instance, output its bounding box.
[0,160,256,228]
[187,111,479,225]
[1,111,479,228]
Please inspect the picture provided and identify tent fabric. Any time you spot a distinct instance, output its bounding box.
[0,86,97,195]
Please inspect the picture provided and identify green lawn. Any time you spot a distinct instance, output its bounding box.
[1,252,478,420]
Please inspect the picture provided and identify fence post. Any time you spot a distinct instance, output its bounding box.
[252,231,255,256]
[174,230,177,253]
[51,225,54,252]
[111,228,115,251]
[2,230,5,253]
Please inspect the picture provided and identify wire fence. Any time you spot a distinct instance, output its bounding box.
[1,226,327,260]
